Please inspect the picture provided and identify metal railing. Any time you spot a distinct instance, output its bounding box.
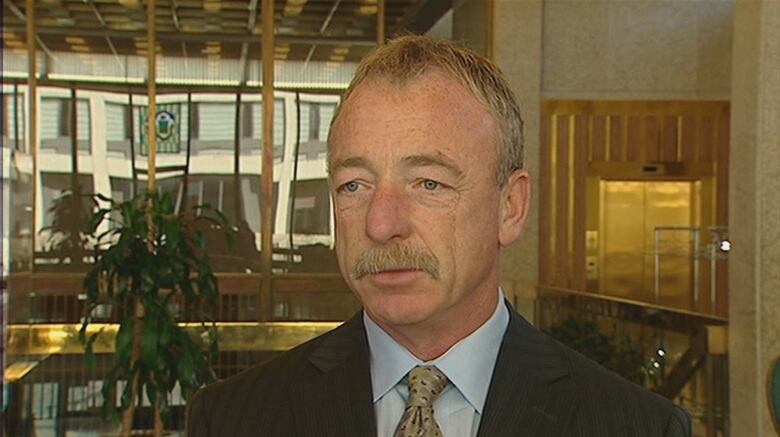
[653,226,729,315]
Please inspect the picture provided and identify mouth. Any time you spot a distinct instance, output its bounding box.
[368,268,424,287]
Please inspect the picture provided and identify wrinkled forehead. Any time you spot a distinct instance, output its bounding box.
[327,70,488,168]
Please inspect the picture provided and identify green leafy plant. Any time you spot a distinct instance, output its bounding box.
[544,316,656,387]
[78,190,230,437]
[39,185,95,265]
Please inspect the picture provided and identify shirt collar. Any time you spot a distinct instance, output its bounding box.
[364,289,509,414]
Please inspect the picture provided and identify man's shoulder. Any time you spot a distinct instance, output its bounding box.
[550,336,661,401]
[499,309,689,436]
[196,317,358,400]
[186,316,364,436]
[544,329,690,434]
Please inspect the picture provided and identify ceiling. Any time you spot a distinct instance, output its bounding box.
[2,0,452,64]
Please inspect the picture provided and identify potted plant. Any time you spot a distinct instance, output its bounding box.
[39,181,95,270]
[544,316,657,387]
[78,190,230,436]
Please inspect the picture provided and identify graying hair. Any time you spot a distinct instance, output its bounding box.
[328,35,524,185]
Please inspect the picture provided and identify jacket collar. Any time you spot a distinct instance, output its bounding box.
[305,303,575,437]
[477,305,574,436]
[304,313,377,437]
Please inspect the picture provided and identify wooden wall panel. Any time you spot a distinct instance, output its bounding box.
[609,115,624,162]
[716,115,730,227]
[573,115,589,291]
[540,101,729,306]
[626,116,642,162]
[698,116,714,162]
[592,115,606,162]
[646,116,661,162]
[680,115,697,162]
[555,115,570,288]
[662,115,679,162]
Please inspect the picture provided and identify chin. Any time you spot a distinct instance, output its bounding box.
[362,292,440,328]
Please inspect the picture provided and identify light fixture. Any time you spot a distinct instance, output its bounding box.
[357,5,377,15]
[118,0,141,8]
[283,4,303,16]
[203,0,221,13]
[719,240,731,252]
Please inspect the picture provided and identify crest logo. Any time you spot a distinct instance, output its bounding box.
[156,110,176,141]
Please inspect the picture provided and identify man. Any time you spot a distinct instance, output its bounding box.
[187,35,691,437]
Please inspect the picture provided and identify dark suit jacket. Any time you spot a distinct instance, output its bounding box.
[187,305,691,436]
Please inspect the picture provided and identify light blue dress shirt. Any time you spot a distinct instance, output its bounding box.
[364,291,510,437]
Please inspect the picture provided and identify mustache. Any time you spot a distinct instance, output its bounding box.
[351,244,440,280]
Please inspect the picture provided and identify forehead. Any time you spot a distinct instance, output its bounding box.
[329,71,497,165]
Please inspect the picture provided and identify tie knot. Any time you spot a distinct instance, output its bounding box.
[406,366,449,408]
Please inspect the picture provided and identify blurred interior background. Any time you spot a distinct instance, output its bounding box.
[2,0,779,436]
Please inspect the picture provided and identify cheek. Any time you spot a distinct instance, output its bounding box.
[334,206,368,261]
[414,205,458,270]
[452,195,500,257]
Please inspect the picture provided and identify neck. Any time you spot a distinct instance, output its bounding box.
[370,288,499,361]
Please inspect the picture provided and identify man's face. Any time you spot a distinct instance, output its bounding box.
[328,71,522,334]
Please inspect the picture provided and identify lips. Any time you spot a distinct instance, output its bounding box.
[369,268,424,287]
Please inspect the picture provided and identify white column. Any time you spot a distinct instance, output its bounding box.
[729,1,780,435]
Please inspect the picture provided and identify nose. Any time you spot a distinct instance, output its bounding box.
[365,185,412,244]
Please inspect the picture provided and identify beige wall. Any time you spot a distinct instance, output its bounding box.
[729,1,780,435]
[448,0,543,319]
[452,0,489,56]
[493,0,544,319]
[542,0,733,100]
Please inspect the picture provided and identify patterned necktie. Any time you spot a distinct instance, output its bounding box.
[394,365,450,437]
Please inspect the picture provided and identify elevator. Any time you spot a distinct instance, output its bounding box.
[540,101,729,317]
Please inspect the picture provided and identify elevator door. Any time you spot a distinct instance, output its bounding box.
[600,180,697,309]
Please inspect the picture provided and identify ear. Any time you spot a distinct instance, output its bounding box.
[498,169,531,247]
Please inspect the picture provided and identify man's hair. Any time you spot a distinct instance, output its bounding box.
[329,35,524,185]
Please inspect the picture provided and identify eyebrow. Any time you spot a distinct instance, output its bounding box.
[329,156,375,175]
[402,154,465,179]
[328,153,465,180]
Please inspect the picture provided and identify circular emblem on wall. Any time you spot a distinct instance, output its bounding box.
[155,110,176,140]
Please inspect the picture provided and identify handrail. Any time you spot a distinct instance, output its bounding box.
[538,285,728,325]
[5,321,341,356]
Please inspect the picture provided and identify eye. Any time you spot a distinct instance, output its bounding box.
[422,179,441,191]
[340,181,361,193]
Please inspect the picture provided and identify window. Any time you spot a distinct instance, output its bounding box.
[196,102,236,142]
[40,173,95,230]
[2,90,25,150]
[240,99,286,159]
[290,179,330,235]
[106,103,132,156]
[40,97,91,153]
[191,102,235,153]
[185,175,277,233]
[298,102,335,160]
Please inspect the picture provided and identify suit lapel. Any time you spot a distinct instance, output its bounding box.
[477,308,577,436]
[304,313,376,437]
